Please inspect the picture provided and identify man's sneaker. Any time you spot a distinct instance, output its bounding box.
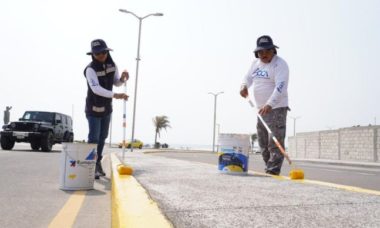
[96,162,106,176]
[266,170,279,176]
[95,172,100,179]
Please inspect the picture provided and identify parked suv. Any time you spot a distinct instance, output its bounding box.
[0,111,74,152]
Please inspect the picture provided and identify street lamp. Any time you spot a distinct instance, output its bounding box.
[208,92,224,152]
[289,116,301,137]
[119,9,163,152]
[289,116,301,157]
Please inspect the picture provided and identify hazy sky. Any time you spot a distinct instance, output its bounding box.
[1,0,379,146]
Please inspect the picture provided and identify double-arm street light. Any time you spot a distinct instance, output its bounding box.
[208,92,224,152]
[119,9,163,152]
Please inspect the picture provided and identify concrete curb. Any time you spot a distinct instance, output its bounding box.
[110,153,172,228]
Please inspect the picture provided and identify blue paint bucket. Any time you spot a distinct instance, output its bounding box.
[217,134,251,175]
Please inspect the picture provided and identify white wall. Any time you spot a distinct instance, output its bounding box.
[288,126,379,162]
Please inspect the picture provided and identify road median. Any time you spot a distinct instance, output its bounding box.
[110,153,172,228]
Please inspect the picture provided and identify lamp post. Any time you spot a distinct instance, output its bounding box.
[119,9,163,152]
[216,123,221,152]
[208,92,223,152]
[289,116,301,157]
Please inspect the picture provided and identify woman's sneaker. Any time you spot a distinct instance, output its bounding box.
[96,162,106,176]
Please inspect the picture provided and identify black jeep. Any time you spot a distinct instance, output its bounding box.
[0,111,74,152]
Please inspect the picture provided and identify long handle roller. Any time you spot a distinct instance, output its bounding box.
[122,79,128,160]
[247,98,292,165]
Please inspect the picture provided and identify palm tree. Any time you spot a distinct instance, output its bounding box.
[251,133,258,149]
[153,116,171,147]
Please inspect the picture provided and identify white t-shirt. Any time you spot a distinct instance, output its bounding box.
[85,65,124,98]
[242,55,289,109]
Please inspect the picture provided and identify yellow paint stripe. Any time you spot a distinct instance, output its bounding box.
[249,170,380,196]
[301,179,380,196]
[111,153,172,228]
[48,191,86,228]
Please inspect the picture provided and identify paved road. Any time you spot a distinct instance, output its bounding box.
[0,143,111,228]
[150,151,380,191]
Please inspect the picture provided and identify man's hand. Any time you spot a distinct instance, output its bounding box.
[120,71,129,82]
[113,93,129,100]
[240,86,248,98]
[259,105,272,115]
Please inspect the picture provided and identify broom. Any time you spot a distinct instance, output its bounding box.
[247,98,304,180]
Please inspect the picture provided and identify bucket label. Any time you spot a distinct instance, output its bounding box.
[70,160,76,167]
[68,174,77,179]
[218,152,248,173]
[85,149,97,160]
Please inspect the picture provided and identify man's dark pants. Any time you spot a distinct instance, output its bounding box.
[256,107,288,175]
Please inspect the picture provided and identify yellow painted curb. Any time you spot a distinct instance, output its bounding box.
[111,153,172,228]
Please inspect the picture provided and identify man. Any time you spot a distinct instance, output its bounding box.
[240,35,289,175]
[85,39,129,179]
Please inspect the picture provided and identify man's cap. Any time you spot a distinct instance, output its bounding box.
[86,39,113,55]
[254,35,279,53]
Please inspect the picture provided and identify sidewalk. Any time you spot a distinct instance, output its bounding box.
[115,150,380,228]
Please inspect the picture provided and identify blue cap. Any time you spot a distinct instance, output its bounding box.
[254,35,279,52]
[87,39,113,55]
[254,35,279,58]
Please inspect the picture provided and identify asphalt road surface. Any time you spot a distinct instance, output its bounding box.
[151,151,380,191]
[0,143,111,228]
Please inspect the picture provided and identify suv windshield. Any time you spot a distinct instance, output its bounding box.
[22,112,54,123]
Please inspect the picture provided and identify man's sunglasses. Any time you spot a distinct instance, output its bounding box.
[94,51,108,56]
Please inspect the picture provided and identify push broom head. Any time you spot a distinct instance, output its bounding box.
[289,169,304,180]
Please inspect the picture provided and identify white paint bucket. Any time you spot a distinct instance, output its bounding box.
[218,134,251,174]
[59,143,97,190]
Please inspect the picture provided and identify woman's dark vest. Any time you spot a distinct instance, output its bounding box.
[84,60,116,117]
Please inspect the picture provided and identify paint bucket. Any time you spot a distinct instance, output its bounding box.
[218,133,251,175]
[59,143,97,190]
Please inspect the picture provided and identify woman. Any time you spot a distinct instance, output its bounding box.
[85,39,129,179]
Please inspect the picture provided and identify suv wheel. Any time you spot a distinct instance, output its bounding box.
[139,145,142,149]
[1,136,15,150]
[30,141,41,151]
[41,131,54,152]
[68,134,74,142]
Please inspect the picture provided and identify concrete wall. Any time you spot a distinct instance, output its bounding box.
[288,126,379,162]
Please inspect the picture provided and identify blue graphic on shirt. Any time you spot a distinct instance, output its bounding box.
[277,81,285,93]
[252,68,269,79]
[90,79,99,87]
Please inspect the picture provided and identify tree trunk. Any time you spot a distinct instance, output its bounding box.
[154,129,158,144]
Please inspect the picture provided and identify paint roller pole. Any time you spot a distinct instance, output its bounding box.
[247,98,292,165]
[109,114,112,147]
[122,81,127,160]
[119,9,163,153]
[208,92,224,152]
